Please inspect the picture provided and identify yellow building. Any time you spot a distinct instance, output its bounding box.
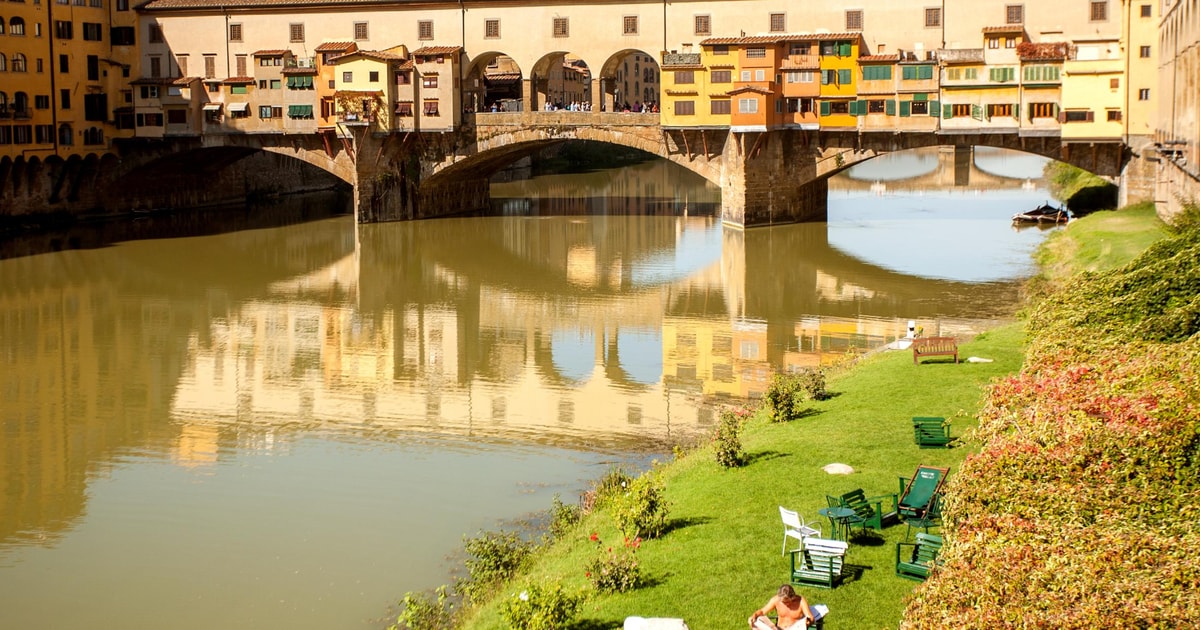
[816,34,862,130]
[1061,35,1125,140]
[1123,0,1157,142]
[1017,42,1067,136]
[411,46,462,132]
[856,54,898,131]
[331,48,407,133]
[660,50,709,127]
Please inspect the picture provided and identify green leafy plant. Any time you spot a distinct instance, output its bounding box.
[609,471,670,539]
[713,409,746,468]
[459,530,534,605]
[500,582,584,630]
[582,466,634,514]
[547,494,581,541]
[390,585,455,630]
[763,369,827,422]
[584,532,643,594]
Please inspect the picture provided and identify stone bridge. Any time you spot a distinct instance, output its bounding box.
[82,114,1126,229]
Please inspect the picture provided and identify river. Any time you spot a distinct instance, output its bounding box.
[0,146,1056,629]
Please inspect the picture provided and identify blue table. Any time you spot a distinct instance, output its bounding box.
[818,506,856,541]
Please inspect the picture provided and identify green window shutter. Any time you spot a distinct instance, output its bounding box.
[286,76,297,89]
[902,66,916,80]
[899,100,911,117]
[839,42,851,57]
[913,92,928,101]
[820,100,831,116]
[943,103,952,118]
[821,70,830,85]
[1050,66,1059,81]
[862,66,873,80]
[966,68,977,80]
[971,104,982,120]
[919,65,933,80]
[838,69,851,85]
[848,101,858,115]
[1006,68,1015,82]
[989,68,999,82]
[929,100,940,116]
[886,99,896,115]
[303,76,314,88]
[1014,103,1020,119]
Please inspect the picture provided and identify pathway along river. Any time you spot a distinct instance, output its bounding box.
[1,146,1056,629]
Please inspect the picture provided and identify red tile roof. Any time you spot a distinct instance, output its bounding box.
[726,85,773,96]
[173,76,201,85]
[222,76,255,84]
[982,25,1026,34]
[142,0,396,10]
[412,46,462,56]
[701,32,863,46]
[315,41,357,53]
[859,54,900,62]
[253,49,290,57]
[281,66,318,74]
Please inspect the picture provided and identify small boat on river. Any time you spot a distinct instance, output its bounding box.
[1012,203,1069,225]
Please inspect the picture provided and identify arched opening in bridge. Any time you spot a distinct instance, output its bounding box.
[599,49,661,112]
[530,51,591,111]
[464,52,523,113]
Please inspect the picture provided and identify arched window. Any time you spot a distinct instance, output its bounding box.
[0,19,6,35]
[0,54,7,72]
[58,123,73,146]
[13,91,28,113]
[0,92,8,113]
[12,53,26,72]
[10,17,25,36]
[83,127,104,145]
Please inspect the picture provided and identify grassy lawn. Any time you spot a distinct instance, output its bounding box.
[1034,202,1167,281]
[466,325,1027,630]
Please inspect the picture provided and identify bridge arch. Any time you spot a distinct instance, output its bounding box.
[599,48,662,111]
[528,50,594,111]
[464,52,524,113]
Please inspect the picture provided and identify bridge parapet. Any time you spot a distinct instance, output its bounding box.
[469,111,660,128]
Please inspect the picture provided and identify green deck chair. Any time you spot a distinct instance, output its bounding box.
[897,464,949,520]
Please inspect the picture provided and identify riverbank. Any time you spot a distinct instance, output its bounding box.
[433,204,1176,630]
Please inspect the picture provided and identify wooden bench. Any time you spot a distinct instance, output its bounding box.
[912,336,958,364]
[895,533,943,581]
[912,417,953,448]
[789,538,849,589]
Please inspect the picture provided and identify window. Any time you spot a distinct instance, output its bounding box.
[12,54,26,72]
[1006,4,1023,24]
[342,71,353,83]
[36,125,54,145]
[229,85,247,94]
[117,0,128,10]
[925,7,941,27]
[1090,1,1107,21]
[675,100,694,115]
[367,71,379,83]
[746,47,766,58]
[167,109,187,124]
[423,100,440,116]
[769,13,785,32]
[83,22,102,41]
[1106,109,1121,121]
[986,103,1013,118]
[1110,78,1119,89]
[786,70,814,83]
[59,89,70,109]
[989,67,1015,82]
[354,22,368,41]
[35,95,50,109]
[741,70,752,81]
[988,38,1000,49]
[863,65,891,80]
[694,15,710,36]
[1138,88,1150,100]
[55,20,73,39]
[711,70,731,83]
[868,99,885,113]
[289,23,304,43]
[711,100,730,115]
[204,56,215,78]
[845,10,863,31]
[738,98,758,113]
[952,103,972,117]
[837,68,851,84]
[422,75,438,88]
[553,17,568,37]
[1139,45,1151,58]
[235,55,246,76]
[396,71,411,85]
[1140,4,1152,17]
[830,101,849,114]
[820,69,835,84]
[754,69,765,81]
[87,55,98,80]
[60,54,71,74]
[229,23,242,42]
[258,105,281,118]
[1028,102,1055,118]
[1023,65,1060,81]
[111,26,135,45]
[1005,37,1016,49]
[674,71,694,84]
[711,44,729,56]
[485,19,499,38]
[1064,109,1092,122]
[623,16,638,35]
[149,24,163,43]
[418,20,433,40]
[395,102,413,116]
[270,79,280,89]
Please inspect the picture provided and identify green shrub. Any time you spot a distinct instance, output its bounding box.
[547,494,581,541]
[460,530,534,605]
[390,585,455,630]
[584,532,643,594]
[582,466,634,514]
[763,369,827,422]
[610,471,670,539]
[713,409,746,468]
[499,582,584,630]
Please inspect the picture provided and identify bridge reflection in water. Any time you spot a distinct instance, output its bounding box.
[0,150,1056,629]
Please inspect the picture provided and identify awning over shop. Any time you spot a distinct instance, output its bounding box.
[227,102,249,113]
[202,103,223,111]
[287,104,314,118]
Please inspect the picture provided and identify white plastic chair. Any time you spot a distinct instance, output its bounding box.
[779,506,822,555]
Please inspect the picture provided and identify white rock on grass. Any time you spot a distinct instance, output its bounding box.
[823,463,855,475]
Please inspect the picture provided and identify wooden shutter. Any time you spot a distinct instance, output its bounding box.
[886,99,896,115]
[929,100,940,116]
[819,100,830,116]
[899,100,911,117]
